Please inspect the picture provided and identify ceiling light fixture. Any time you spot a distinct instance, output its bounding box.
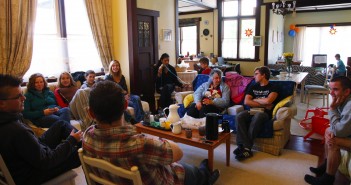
[272,0,296,18]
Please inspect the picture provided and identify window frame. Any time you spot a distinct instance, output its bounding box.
[218,0,260,62]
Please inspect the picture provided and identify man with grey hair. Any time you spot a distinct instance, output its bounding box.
[187,68,230,118]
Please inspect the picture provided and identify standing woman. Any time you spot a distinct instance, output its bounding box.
[105,60,145,122]
[54,72,79,108]
[23,73,71,127]
[155,53,184,109]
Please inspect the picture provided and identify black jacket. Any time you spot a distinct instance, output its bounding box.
[0,112,78,185]
[154,64,183,90]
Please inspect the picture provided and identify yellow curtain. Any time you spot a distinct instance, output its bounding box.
[84,0,114,71]
[0,0,37,77]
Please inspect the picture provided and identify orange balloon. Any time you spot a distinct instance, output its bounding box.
[290,24,296,30]
[294,27,300,33]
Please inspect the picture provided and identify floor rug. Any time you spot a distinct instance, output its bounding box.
[179,143,318,185]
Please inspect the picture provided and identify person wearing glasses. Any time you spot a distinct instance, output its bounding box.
[23,73,71,128]
[0,74,82,185]
[305,76,351,185]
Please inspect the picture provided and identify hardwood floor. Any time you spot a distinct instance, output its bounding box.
[285,135,350,185]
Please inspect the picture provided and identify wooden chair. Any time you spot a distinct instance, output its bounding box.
[78,148,142,185]
[0,154,76,185]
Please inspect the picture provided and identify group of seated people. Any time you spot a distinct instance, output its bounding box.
[1,53,350,184]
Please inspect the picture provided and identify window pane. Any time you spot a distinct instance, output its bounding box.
[241,0,256,16]
[65,0,102,72]
[180,26,197,56]
[35,0,57,34]
[222,20,238,58]
[239,19,255,59]
[223,0,238,17]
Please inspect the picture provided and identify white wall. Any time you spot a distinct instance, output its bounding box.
[137,0,177,65]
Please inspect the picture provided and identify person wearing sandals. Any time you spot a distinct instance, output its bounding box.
[234,66,278,161]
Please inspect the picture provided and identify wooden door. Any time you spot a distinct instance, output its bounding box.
[130,9,159,112]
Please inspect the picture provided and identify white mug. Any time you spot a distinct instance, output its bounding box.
[149,115,154,122]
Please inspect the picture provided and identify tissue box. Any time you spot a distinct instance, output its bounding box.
[228,105,244,115]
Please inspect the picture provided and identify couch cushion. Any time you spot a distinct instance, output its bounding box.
[183,94,194,108]
[272,95,293,118]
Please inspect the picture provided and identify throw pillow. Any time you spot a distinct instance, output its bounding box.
[183,94,194,108]
[272,95,293,118]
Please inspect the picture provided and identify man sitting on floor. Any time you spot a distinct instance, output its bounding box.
[233,66,278,161]
[305,76,351,185]
[83,80,220,185]
[0,74,82,185]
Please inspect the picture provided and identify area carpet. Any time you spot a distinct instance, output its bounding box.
[179,143,318,185]
[73,143,318,185]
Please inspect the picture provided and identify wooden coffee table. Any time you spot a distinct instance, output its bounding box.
[135,123,231,171]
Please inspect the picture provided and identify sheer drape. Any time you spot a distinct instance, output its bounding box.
[0,0,37,77]
[84,0,114,70]
[293,26,305,65]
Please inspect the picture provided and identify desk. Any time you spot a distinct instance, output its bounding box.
[135,123,231,171]
[270,72,308,103]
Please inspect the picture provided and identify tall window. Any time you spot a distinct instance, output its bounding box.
[220,0,258,60]
[24,0,102,80]
[298,26,351,66]
[179,26,197,56]
[178,18,200,56]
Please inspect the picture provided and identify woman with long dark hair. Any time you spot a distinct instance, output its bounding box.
[155,53,184,109]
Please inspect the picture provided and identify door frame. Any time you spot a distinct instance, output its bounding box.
[127,0,159,94]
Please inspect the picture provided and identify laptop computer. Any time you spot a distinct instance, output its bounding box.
[217,57,225,66]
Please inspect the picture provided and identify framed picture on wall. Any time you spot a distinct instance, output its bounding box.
[163,29,172,41]
[253,36,261,46]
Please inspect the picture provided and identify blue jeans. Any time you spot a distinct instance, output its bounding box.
[236,110,269,149]
[180,162,208,185]
[129,94,145,122]
[32,107,71,128]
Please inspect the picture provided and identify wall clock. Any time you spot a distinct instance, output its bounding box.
[203,29,210,36]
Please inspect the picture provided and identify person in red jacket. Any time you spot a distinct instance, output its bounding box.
[199,57,212,75]
[54,72,78,108]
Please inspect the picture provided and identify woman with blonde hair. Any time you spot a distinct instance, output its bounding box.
[54,72,79,108]
[105,60,145,122]
[23,73,71,127]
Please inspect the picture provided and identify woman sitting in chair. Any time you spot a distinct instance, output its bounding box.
[187,68,230,118]
[155,53,185,109]
[105,60,144,122]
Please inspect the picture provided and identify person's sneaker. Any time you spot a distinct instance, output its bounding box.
[208,169,220,185]
[235,148,252,161]
[304,173,335,185]
[309,159,326,177]
[233,145,244,155]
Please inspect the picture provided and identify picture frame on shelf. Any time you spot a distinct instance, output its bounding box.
[163,29,172,41]
[253,36,262,46]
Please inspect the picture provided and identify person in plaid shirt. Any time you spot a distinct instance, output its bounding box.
[83,81,219,185]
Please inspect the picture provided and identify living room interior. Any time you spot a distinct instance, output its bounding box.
[1,0,351,184]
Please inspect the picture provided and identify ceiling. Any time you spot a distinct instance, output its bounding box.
[178,0,351,14]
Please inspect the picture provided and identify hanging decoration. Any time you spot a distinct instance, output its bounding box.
[245,28,253,37]
[288,24,300,37]
[329,24,337,35]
